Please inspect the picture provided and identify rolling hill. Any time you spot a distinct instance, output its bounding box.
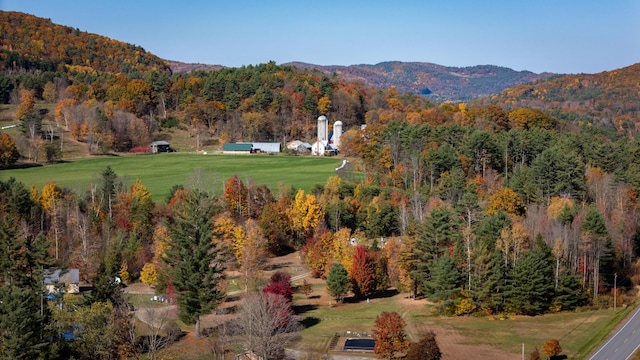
[285,61,555,102]
[479,62,640,132]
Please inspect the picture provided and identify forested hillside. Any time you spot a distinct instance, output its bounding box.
[3,9,640,358]
[288,61,555,101]
[0,11,170,76]
[482,63,640,134]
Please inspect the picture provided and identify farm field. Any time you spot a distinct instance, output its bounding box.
[0,153,348,201]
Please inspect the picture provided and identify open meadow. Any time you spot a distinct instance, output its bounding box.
[128,252,635,360]
[0,153,348,201]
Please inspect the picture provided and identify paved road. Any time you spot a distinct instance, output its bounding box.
[588,306,640,360]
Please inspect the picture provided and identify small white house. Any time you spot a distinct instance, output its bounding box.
[44,269,80,294]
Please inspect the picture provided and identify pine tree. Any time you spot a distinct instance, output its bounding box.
[0,194,53,358]
[326,263,350,303]
[423,255,463,302]
[163,190,225,337]
[505,248,554,315]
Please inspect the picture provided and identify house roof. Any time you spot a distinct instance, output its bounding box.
[287,140,312,149]
[150,140,170,146]
[44,269,80,285]
[223,143,253,152]
[243,142,281,153]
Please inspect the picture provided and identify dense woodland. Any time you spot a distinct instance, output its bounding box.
[1,10,640,359]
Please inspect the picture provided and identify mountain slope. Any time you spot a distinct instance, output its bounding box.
[287,61,555,102]
[0,11,171,75]
[481,63,640,131]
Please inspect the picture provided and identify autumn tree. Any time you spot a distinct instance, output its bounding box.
[530,347,541,360]
[372,311,410,360]
[236,219,267,292]
[290,189,323,246]
[15,88,35,120]
[541,339,562,359]
[350,245,376,299]
[223,175,248,218]
[0,133,20,167]
[162,190,225,338]
[263,271,294,303]
[405,331,442,360]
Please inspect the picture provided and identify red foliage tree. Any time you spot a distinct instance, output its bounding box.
[262,271,294,303]
[350,245,376,299]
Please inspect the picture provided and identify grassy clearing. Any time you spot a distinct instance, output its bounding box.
[0,153,346,201]
[292,288,635,359]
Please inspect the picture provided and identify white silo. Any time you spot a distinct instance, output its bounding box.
[332,120,343,149]
[317,115,328,141]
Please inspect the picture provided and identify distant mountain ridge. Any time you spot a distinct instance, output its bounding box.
[285,61,556,102]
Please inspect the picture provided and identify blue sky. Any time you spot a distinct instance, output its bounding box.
[2,0,639,74]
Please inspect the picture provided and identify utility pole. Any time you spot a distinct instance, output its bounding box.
[614,272,617,313]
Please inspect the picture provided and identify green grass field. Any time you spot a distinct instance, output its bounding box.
[0,153,348,201]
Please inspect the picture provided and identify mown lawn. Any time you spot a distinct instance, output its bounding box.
[0,153,347,201]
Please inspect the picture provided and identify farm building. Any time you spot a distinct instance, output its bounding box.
[311,140,337,156]
[44,269,80,294]
[150,140,172,153]
[286,140,312,153]
[242,142,281,153]
[223,143,253,154]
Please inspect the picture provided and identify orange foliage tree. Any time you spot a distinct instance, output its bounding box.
[541,339,562,358]
[372,311,410,359]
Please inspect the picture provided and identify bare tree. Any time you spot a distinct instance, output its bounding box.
[237,292,301,360]
[140,307,180,360]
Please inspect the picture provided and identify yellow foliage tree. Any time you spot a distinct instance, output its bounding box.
[16,88,35,120]
[496,222,529,268]
[213,213,242,262]
[119,263,130,285]
[317,95,332,114]
[290,189,323,242]
[140,262,159,287]
[41,181,62,212]
[332,228,355,274]
[485,187,525,217]
[236,219,266,291]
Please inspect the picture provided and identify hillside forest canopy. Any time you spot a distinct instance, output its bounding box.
[2,9,640,359]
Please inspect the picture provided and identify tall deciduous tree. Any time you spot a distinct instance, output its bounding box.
[372,311,410,360]
[0,133,19,167]
[163,190,225,337]
[237,292,300,360]
[350,245,376,299]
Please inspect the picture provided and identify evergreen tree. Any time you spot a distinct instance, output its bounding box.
[423,255,463,302]
[581,205,613,298]
[326,263,350,303]
[553,270,587,311]
[0,194,53,358]
[163,190,225,337]
[412,206,460,295]
[0,285,49,359]
[505,248,554,315]
[475,249,507,313]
